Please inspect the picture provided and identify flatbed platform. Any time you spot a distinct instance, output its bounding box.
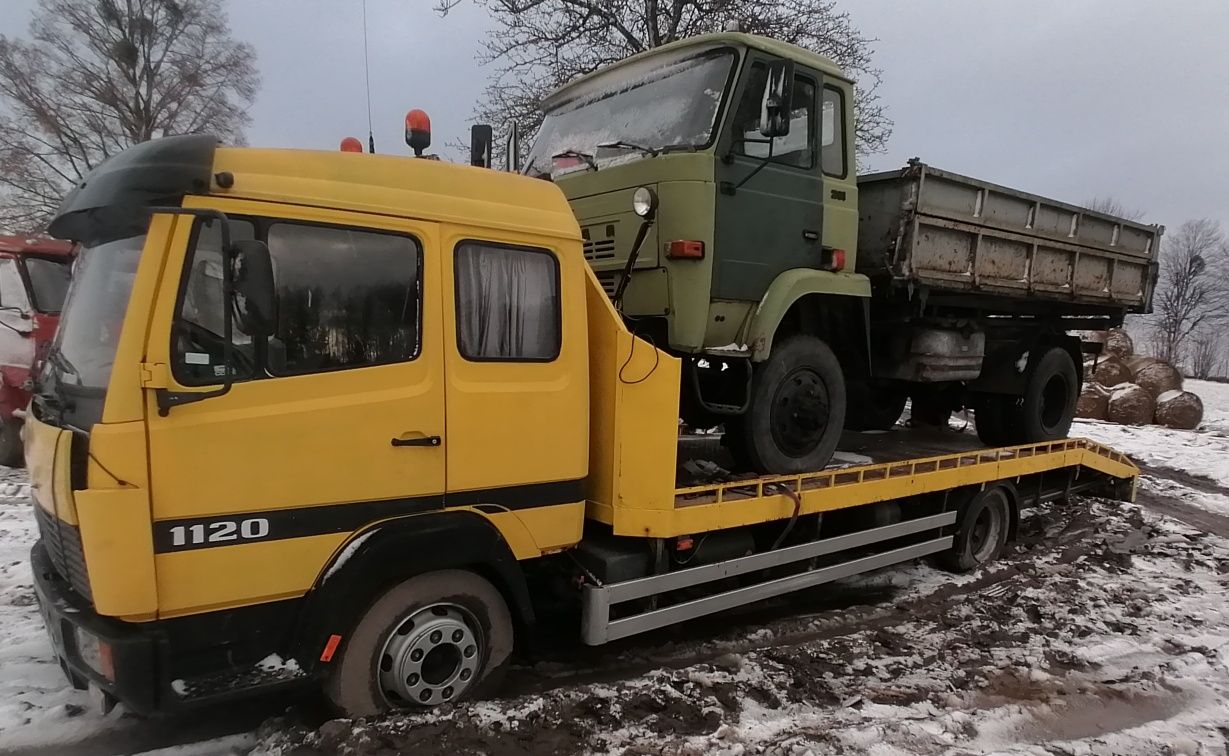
[588,424,1138,538]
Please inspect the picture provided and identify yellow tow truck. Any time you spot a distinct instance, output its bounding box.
[27,131,1138,717]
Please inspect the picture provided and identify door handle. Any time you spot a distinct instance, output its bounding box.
[391,435,442,448]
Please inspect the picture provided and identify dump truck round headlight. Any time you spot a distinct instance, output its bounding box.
[632,186,657,218]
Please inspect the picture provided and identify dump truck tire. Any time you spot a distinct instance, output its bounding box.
[326,570,513,716]
[971,393,1019,447]
[939,487,1011,572]
[738,335,845,474]
[1019,347,1078,442]
[845,384,907,431]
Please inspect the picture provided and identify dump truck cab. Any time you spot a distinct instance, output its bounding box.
[526,31,863,359]
[28,134,593,713]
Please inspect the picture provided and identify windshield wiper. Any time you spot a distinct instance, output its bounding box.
[597,140,658,156]
[45,344,82,386]
[551,149,597,171]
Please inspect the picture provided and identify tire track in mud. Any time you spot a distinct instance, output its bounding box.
[1135,463,1229,539]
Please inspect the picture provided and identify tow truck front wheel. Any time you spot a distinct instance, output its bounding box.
[733,336,846,474]
[326,570,514,716]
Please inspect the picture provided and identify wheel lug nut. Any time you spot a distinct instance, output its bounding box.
[443,686,454,699]
[464,645,475,658]
[430,630,442,644]
[460,669,472,681]
[419,689,432,703]
[407,673,419,685]
[410,649,424,662]
[452,629,464,642]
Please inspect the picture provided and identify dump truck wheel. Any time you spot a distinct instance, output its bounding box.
[971,393,1020,447]
[326,570,513,716]
[845,384,907,431]
[0,418,23,468]
[939,487,1011,572]
[908,391,953,427]
[1020,348,1078,442]
[739,335,845,474]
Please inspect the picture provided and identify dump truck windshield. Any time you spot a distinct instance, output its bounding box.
[41,234,143,428]
[524,47,734,176]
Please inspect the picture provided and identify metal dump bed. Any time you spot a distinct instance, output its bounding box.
[856,161,1162,313]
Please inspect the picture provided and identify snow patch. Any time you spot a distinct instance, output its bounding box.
[322,530,374,584]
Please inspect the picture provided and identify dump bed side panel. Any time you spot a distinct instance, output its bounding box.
[856,163,1162,313]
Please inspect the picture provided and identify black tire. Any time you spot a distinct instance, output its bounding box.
[908,391,953,427]
[938,488,1012,572]
[971,393,1021,447]
[1020,347,1078,442]
[845,383,907,431]
[326,570,514,716]
[736,335,845,474]
[0,418,23,468]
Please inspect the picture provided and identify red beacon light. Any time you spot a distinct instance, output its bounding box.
[340,136,364,153]
[405,109,431,156]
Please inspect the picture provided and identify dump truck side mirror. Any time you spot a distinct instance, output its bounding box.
[760,59,795,138]
[505,123,521,173]
[231,239,275,336]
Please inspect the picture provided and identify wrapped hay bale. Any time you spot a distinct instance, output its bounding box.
[1091,358,1132,387]
[1076,382,1110,420]
[1107,384,1154,425]
[1154,390,1203,430]
[1134,361,1183,398]
[1124,354,1162,374]
[1104,328,1134,358]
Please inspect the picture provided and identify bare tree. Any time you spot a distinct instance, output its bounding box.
[1149,219,1229,366]
[1084,196,1146,222]
[1188,330,1226,380]
[0,0,259,233]
[437,0,891,161]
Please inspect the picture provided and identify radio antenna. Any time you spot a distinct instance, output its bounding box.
[362,0,375,153]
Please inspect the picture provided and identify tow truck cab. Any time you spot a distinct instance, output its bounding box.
[28,134,605,713]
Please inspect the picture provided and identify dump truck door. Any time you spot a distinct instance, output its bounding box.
[713,55,824,302]
[143,204,446,616]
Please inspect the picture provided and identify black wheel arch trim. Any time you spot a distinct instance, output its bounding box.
[291,510,535,677]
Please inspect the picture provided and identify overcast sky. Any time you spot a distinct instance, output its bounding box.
[1,0,1226,231]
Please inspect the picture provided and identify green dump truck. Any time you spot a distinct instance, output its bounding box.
[523,31,1162,474]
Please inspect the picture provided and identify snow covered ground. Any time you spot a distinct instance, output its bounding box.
[0,378,1226,755]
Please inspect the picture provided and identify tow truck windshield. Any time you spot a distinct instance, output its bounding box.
[524,47,735,177]
[38,234,144,429]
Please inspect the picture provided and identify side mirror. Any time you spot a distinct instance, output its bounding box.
[470,124,493,168]
[759,59,795,138]
[504,122,521,173]
[230,239,275,336]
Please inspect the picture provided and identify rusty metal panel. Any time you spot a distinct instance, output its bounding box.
[857,161,1163,313]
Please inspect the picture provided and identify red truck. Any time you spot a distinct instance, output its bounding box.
[0,235,74,466]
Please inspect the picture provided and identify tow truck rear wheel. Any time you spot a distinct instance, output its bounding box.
[1019,347,1078,442]
[735,335,845,474]
[939,487,1011,572]
[326,570,514,716]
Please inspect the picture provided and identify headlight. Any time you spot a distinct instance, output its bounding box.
[76,627,114,681]
[632,186,657,218]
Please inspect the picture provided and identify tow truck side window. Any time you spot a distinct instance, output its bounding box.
[173,218,423,384]
[455,241,560,361]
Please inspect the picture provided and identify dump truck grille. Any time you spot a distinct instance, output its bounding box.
[33,504,92,602]
[596,271,620,298]
[582,223,618,262]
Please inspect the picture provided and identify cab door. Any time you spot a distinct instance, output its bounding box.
[714,56,824,302]
[143,200,445,615]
